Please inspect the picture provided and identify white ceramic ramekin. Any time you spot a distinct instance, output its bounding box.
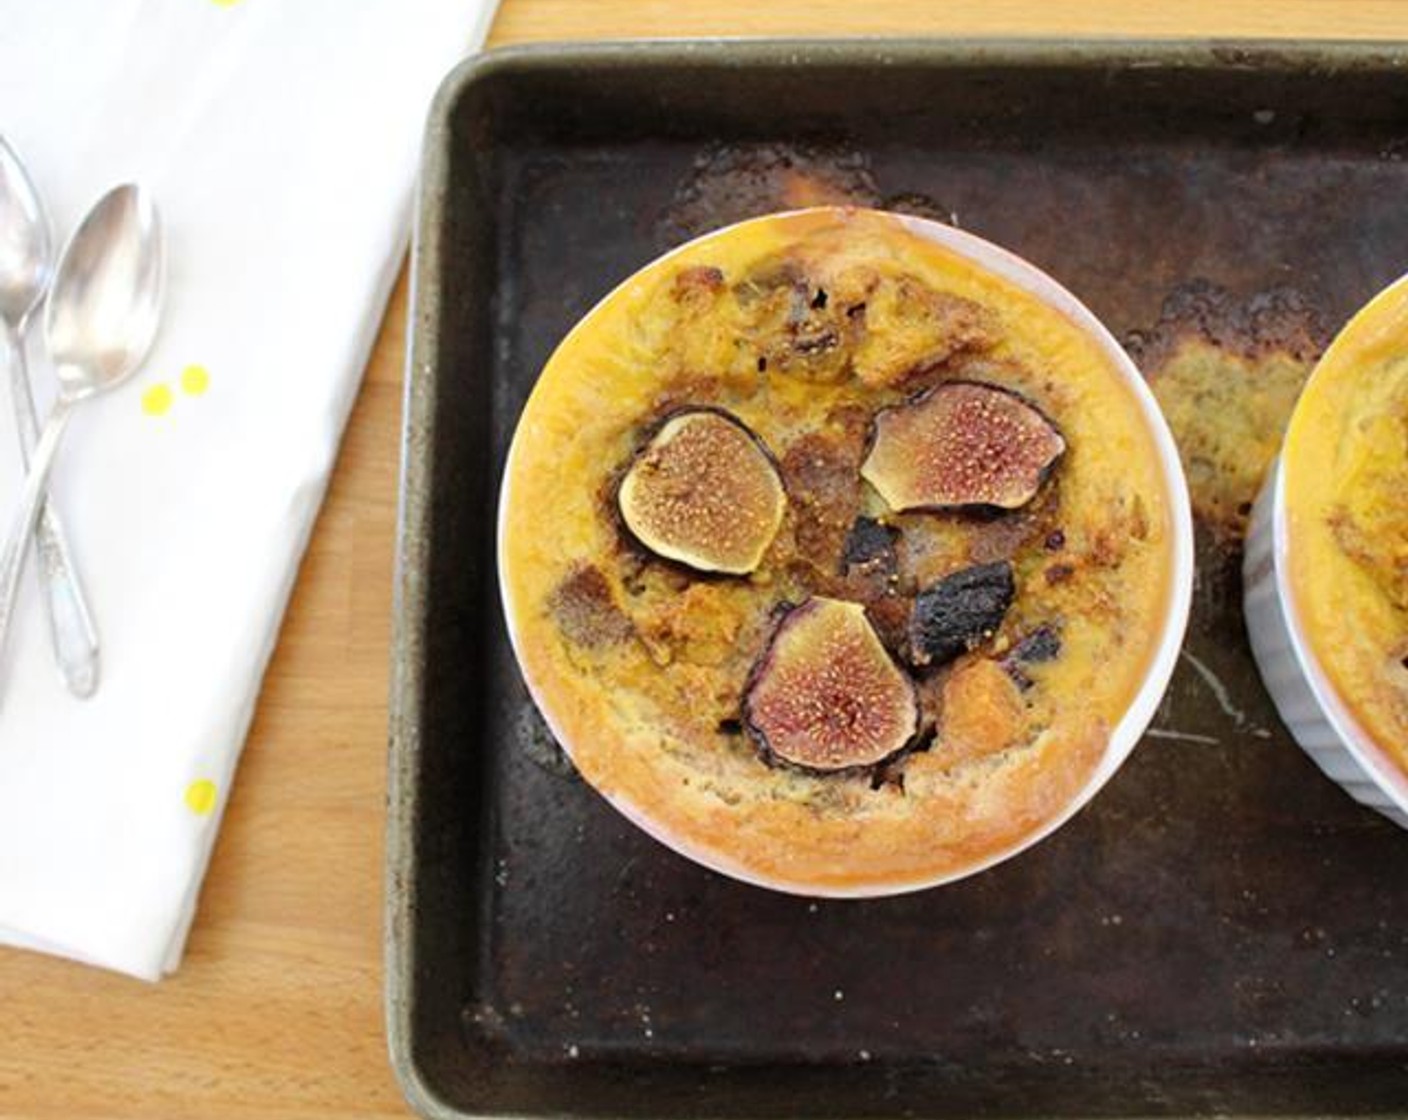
[499,208,1196,894]
[1244,459,1408,828]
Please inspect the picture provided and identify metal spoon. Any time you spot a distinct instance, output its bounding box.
[0,184,163,678]
[0,136,101,696]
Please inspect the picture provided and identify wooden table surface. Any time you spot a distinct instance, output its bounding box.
[3,2,1406,1117]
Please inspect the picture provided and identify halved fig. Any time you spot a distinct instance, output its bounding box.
[618,409,786,574]
[744,597,919,771]
[861,381,1065,512]
[909,561,1015,667]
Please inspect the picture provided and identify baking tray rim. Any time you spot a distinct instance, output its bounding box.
[385,36,1408,1120]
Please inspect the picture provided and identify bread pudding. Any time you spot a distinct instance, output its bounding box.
[498,208,1190,893]
[1279,275,1408,782]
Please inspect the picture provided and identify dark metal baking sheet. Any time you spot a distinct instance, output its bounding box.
[389,40,1408,1119]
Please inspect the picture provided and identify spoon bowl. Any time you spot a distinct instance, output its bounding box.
[0,137,52,330]
[44,185,163,400]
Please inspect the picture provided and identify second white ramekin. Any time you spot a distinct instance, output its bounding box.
[1244,458,1408,828]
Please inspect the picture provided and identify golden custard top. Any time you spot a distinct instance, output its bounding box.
[500,209,1174,891]
[1283,276,1408,779]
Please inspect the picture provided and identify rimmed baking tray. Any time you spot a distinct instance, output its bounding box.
[389,40,1408,1119]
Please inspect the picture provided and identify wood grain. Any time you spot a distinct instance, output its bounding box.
[1,2,1403,1118]
[492,0,1408,41]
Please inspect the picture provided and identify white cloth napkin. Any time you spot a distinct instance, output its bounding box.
[0,0,498,980]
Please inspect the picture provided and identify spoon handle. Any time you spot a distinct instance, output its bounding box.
[4,325,99,696]
[0,396,76,679]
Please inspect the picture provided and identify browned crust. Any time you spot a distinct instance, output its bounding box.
[516,618,1108,890]
[1125,279,1328,372]
[1128,280,1327,543]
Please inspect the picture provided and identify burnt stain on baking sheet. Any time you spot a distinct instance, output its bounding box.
[656,143,882,244]
[881,190,961,227]
[514,698,581,782]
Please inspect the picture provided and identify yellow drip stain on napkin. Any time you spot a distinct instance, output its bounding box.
[181,364,210,396]
[184,779,218,816]
[141,383,173,417]
[210,0,244,7]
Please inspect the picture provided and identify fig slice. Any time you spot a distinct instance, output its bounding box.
[861,380,1065,512]
[744,597,919,771]
[617,408,786,574]
[909,561,1015,668]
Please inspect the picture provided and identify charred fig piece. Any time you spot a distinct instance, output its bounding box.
[618,408,785,574]
[861,380,1066,512]
[909,561,1015,667]
[841,516,899,575]
[745,597,919,771]
[1002,624,1062,689]
[1009,624,1061,665]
